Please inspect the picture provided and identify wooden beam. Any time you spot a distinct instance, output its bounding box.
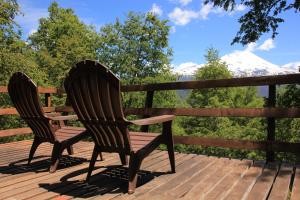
[121,73,300,92]
[55,106,73,112]
[37,87,57,94]
[267,84,276,162]
[0,86,8,93]
[0,107,56,115]
[1,73,300,94]
[124,107,300,118]
[45,93,51,107]
[0,108,18,115]
[0,127,32,137]
[43,107,56,113]
[173,136,300,153]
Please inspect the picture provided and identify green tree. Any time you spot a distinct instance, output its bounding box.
[276,85,300,161]
[205,0,300,45]
[97,12,178,110]
[0,0,20,46]
[0,0,47,139]
[29,2,99,86]
[0,0,47,86]
[181,48,265,158]
[97,12,173,83]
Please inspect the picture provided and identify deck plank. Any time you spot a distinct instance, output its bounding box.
[0,140,299,200]
[203,159,252,200]
[268,164,293,200]
[245,162,279,200]
[109,153,196,200]
[39,151,168,200]
[223,161,265,200]
[291,166,300,200]
[162,156,224,199]
[181,158,239,200]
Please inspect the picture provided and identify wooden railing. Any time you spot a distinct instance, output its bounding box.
[1,73,300,161]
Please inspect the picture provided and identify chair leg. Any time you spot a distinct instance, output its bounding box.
[128,154,142,194]
[99,152,104,161]
[87,146,98,182]
[119,152,128,165]
[49,142,63,173]
[67,145,74,155]
[163,121,176,173]
[166,141,175,173]
[28,137,42,165]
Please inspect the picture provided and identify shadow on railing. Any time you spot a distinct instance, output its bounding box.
[1,73,300,161]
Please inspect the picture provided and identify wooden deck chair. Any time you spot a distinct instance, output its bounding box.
[8,72,89,173]
[64,60,176,194]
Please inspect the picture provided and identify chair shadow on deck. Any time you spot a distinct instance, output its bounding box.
[38,165,170,198]
[0,155,87,175]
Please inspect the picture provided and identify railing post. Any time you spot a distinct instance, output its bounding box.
[45,93,51,107]
[140,91,154,132]
[266,84,276,162]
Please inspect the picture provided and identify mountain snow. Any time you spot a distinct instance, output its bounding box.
[173,50,299,76]
[173,62,203,75]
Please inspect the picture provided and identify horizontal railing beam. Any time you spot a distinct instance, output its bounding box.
[124,107,300,118]
[0,107,56,115]
[0,128,299,154]
[1,74,300,94]
[121,73,300,92]
[0,86,61,94]
[0,127,32,137]
[173,136,300,153]
[51,106,300,118]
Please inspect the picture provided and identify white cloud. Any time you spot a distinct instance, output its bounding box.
[179,0,193,6]
[15,2,48,36]
[199,3,213,19]
[245,42,257,52]
[168,2,245,26]
[168,7,199,25]
[258,39,275,51]
[149,3,163,16]
[244,39,275,52]
[228,4,246,15]
[235,4,246,11]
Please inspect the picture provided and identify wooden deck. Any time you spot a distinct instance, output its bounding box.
[0,140,299,200]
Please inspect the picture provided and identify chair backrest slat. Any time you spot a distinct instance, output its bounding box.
[65,60,131,153]
[8,72,55,142]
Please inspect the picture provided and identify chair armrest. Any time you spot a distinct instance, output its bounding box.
[130,115,175,126]
[45,115,78,121]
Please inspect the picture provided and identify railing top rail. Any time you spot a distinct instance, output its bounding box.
[1,73,300,94]
[0,86,59,94]
[122,73,300,92]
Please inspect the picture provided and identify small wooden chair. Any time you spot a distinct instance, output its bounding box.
[64,60,175,194]
[8,72,89,173]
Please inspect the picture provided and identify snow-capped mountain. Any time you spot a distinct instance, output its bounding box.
[281,61,300,72]
[173,62,202,75]
[173,50,299,76]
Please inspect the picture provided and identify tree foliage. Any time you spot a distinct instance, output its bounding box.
[205,0,300,45]
[97,12,173,84]
[29,2,99,86]
[0,0,47,136]
[97,12,178,110]
[0,0,47,86]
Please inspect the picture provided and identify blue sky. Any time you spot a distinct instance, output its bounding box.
[16,0,300,67]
